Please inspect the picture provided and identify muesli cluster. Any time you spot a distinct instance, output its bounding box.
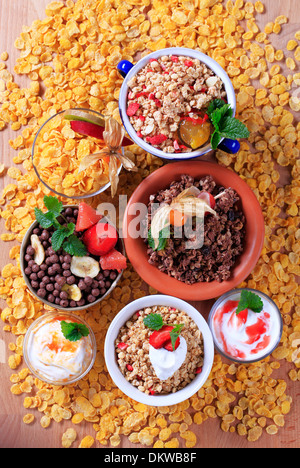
[115,305,204,395]
[147,174,246,284]
[126,55,226,153]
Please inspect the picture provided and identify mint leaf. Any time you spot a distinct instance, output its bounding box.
[61,321,89,342]
[51,223,75,251]
[169,324,184,351]
[34,208,55,228]
[63,234,87,257]
[143,313,164,331]
[148,226,169,252]
[43,195,63,217]
[219,116,250,139]
[207,99,227,118]
[210,104,233,129]
[236,290,263,315]
[211,130,222,150]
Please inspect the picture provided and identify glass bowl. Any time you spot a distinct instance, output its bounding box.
[208,288,283,364]
[23,311,97,386]
[32,108,122,200]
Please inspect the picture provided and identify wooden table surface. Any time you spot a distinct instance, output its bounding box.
[0,0,299,449]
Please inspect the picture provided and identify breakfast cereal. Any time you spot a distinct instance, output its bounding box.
[127,55,226,153]
[0,0,298,450]
[115,305,204,394]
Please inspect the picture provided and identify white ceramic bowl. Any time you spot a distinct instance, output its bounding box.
[118,47,237,160]
[104,295,214,406]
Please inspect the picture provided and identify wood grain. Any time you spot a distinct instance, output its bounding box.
[0,0,299,449]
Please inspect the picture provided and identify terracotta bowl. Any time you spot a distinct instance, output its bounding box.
[123,161,265,302]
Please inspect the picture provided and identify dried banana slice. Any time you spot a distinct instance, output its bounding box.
[30,234,45,265]
[61,284,82,301]
[70,256,100,278]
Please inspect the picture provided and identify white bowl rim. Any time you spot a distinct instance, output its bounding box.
[118,47,237,160]
[104,294,215,406]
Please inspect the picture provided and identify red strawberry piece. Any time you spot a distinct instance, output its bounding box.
[184,60,193,67]
[139,115,146,121]
[149,58,158,63]
[195,367,202,374]
[99,248,127,273]
[149,388,155,395]
[126,102,140,117]
[197,191,216,211]
[71,120,105,140]
[75,202,103,232]
[163,336,180,352]
[149,325,174,349]
[136,91,149,98]
[126,364,133,371]
[149,93,155,100]
[147,134,167,146]
[82,222,118,256]
[117,342,128,350]
[171,56,179,62]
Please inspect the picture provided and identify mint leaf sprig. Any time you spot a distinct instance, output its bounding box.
[61,320,90,342]
[207,99,250,150]
[143,313,184,351]
[34,195,87,257]
[236,290,264,315]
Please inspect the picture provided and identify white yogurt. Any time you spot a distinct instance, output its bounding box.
[210,291,282,362]
[26,315,94,383]
[149,336,187,380]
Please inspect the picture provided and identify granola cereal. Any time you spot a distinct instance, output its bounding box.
[147,175,246,284]
[126,55,226,153]
[115,305,204,395]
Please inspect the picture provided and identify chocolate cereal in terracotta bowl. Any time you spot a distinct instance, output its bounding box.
[20,196,127,311]
[117,47,249,160]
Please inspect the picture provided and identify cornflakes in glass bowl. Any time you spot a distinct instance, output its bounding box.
[32,108,124,199]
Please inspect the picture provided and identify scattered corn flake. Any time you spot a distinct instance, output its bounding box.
[62,428,77,448]
[79,435,95,449]
[23,414,35,425]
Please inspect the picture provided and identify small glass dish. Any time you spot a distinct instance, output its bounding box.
[208,288,283,364]
[31,108,122,200]
[23,312,97,386]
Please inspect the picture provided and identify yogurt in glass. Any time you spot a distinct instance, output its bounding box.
[208,289,283,363]
[23,312,96,385]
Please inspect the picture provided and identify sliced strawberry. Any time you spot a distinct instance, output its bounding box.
[99,248,127,273]
[149,325,174,349]
[75,202,103,232]
[82,222,118,256]
[163,336,180,351]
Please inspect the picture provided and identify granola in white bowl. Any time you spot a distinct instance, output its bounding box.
[126,54,226,153]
